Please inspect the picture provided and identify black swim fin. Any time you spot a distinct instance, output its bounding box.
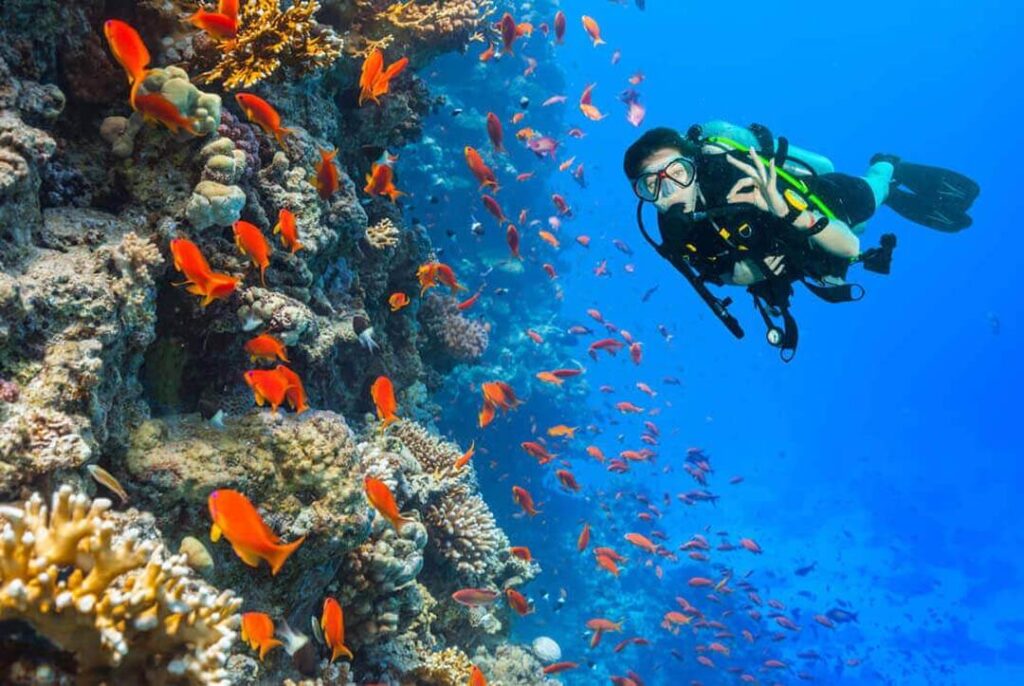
[873,155,980,232]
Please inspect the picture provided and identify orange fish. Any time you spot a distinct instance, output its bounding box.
[364,162,403,202]
[457,288,483,311]
[536,371,562,385]
[320,597,354,662]
[233,220,272,286]
[556,469,581,492]
[625,532,658,554]
[547,424,577,438]
[235,93,292,148]
[370,375,399,427]
[244,333,288,363]
[197,272,240,307]
[244,368,293,414]
[512,485,540,516]
[496,12,529,55]
[359,49,409,106]
[454,440,475,470]
[417,262,466,295]
[478,399,496,428]
[509,546,533,562]
[481,381,521,411]
[595,553,620,576]
[581,15,606,46]
[208,489,305,575]
[578,522,591,551]
[241,612,282,661]
[187,8,237,41]
[511,111,526,124]
[464,146,499,192]
[469,665,487,686]
[103,19,150,105]
[579,83,607,121]
[586,618,623,632]
[479,42,496,62]
[538,230,560,249]
[170,237,213,289]
[388,292,410,312]
[134,93,199,135]
[363,476,414,530]
[505,587,531,615]
[312,148,339,200]
[272,208,303,254]
[275,364,308,414]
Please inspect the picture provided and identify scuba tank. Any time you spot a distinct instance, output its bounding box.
[695,120,835,177]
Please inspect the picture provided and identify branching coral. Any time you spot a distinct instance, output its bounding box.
[197,0,344,89]
[423,482,508,583]
[0,486,241,685]
[365,216,400,249]
[411,646,472,686]
[379,0,495,41]
[388,419,465,479]
[419,293,489,362]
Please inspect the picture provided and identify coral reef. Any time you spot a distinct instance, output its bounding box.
[197,0,344,90]
[365,216,400,250]
[0,485,241,685]
[419,293,489,363]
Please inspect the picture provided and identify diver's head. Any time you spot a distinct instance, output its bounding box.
[623,127,700,214]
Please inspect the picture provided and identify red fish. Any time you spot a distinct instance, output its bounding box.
[556,469,581,492]
[275,364,308,414]
[578,522,591,551]
[457,288,483,311]
[272,208,303,253]
[208,489,305,575]
[486,112,505,153]
[103,19,150,105]
[233,220,272,286]
[312,148,339,200]
[453,441,475,471]
[359,49,408,106]
[235,93,292,148]
[543,662,579,674]
[244,368,293,414]
[509,546,533,562]
[505,587,531,615]
[452,588,499,607]
[482,195,506,224]
[321,597,354,662]
[551,193,572,216]
[506,224,522,260]
[464,146,499,192]
[581,15,606,46]
[553,11,567,44]
[417,261,466,295]
[188,8,237,41]
[512,485,540,516]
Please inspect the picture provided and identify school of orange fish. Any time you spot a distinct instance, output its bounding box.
[103,3,854,684]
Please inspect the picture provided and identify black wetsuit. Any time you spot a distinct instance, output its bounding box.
[655,150,878,285]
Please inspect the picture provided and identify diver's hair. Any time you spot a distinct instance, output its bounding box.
[622,127,699,180]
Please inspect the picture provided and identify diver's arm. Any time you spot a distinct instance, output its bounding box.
[794,210,860,259]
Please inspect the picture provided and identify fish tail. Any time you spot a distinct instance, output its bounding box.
[331,643,354,662]
[274,126,293,149]
[594,37,606,46]
[268,535,306,576]
[291,241,303,254]
[259,265,266,287]
[258,638,282,660]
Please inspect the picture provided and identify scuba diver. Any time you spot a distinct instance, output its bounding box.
[623,121,979,360]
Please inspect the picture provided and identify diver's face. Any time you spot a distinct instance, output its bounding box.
[638,147,698,214]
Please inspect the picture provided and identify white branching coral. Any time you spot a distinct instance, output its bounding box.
[424,482,507,581]
[389,419,465,479]
[365,216,400,249]
[0,486,241,685]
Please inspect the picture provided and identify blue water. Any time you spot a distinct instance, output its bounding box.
[412,1,1023,683]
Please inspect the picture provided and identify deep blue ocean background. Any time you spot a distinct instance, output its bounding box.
[411,1,1024,683]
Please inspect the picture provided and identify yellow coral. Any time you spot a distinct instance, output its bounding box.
[412,646,473,686]
[365,216,401,250]
[197,0,343,89]
[0,485,241,685]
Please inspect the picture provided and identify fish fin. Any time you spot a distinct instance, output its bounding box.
[258,638,282,661]
[210,523,222,542]
[186,283,206,296]
[273,127,293,149]
[331,643,354,662]
[231,543,263,568]
[268,535,306,576]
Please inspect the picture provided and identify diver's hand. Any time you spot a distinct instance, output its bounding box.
[724,147,790,218]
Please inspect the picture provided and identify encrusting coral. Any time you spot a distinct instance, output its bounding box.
[0,485,241,685]
[197,0,344,90]
[419,293,489,363]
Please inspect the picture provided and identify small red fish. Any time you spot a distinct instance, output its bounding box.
[321,597,354,662]
[364,161,403,202]
[370,376,399,427]
[482,195,507,224]
[364,476,414,530]
[235,93,292,148]
[506,224,522,260]
[233,220,272,286]
[103,19,150,105]
[244,333,288,363]
[241,612,282,661]
[134,93,199,135]
[272,208,303,253]
[505,587,531,615]
[188,8,237,41]
[582,15,606,46]
[359,49,408,106]
[512,485,540,516]
[312,148,339,200]
[553,11,567,44]
[486,112,505,153]
[464,146,499,192]
[208,489,305,575]
[452,588,499,607]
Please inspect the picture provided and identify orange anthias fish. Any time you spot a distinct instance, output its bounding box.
[134,93,199,135]
[578,522,591,551]
[417,261,467,295]
[454,440,475,470]
[187,8,237,41]
[505,587,532,615]
[481,381,522,411]
[388,292,410,312]
[364,162,403,202]
[233,220,272,286]
[469,665,488,686]
[464,146,499,192]
[208,489,305,575]
[547,424,577,438]
[103,20,150,105]
[506,224,521,260]
[579,83,608,122]
[273,208,303,253]
[364,476,414,530]
[244,333,288,363]
[241,612,282,661]
[312,148,340,200]
[581,15,606,46]
[512,485,540,516]
[509,546,532,562]
[320,597,354,662]
[370,375,399,427]
[358,49,409,106]
[244,368,293,414]
[275,364,308,414]
[169,238,238,307]
[496,12,530,55]
[235,93,292,148]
